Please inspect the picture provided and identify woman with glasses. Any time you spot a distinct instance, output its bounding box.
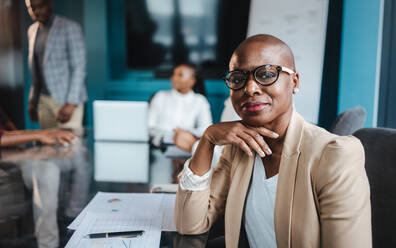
[175,34,371,248]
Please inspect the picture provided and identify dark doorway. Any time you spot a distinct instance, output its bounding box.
[378,0,396,128]
[124,0,250,79]
[318,0,344,130]
[0,0,25,129]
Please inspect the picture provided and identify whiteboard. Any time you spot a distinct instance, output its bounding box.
[247,0,329,124]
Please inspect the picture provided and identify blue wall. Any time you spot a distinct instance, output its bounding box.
[23,0,384,129]
[83,0,108,128]
[338,0,382,127]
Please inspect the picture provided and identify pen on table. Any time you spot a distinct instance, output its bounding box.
[83,230,145,239]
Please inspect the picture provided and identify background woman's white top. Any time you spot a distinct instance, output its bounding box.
[148,89,212,146]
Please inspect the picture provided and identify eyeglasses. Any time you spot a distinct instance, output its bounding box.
[224,64,295,90]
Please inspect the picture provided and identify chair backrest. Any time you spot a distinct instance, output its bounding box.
[330,106,366,135]
[93,100,149,142]
[353,127,396,247]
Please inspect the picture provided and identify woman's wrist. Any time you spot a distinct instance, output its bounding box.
[189,136,215,176]
[197,136,215,150]
[202,127,216,146]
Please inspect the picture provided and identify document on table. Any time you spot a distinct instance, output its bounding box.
[68,192,176,232]
[68,192,163,230]
[65,212,162,248]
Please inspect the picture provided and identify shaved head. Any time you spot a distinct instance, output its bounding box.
[228,34,299,128]
[230,34,296,71]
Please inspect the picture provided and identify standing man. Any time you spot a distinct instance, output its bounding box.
[26,0,87,135]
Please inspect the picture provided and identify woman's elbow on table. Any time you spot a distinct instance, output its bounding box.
[174,187,213,235]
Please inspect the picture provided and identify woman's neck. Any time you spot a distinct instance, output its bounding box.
[260,107,293,177]
[263,107,293,149]
[174,88,192,95]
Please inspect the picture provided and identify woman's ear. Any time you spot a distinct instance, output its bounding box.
[292,72,299,90]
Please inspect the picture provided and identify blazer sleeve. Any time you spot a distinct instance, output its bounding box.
[175,144,234,234]
[314,136,372,248]
[65,21,86,105]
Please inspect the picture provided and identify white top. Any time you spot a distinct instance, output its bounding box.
[179,155,277,247]
[179,159,213,191]
[245,155,278,248]
[148,89,212,146]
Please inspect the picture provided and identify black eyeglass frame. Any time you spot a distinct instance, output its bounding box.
[223,64,295,90]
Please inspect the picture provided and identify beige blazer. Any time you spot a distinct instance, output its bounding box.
[175,111,371,248]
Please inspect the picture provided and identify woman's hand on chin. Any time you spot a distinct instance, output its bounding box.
[202,121,279,157]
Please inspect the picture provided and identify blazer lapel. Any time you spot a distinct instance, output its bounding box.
[43,16,59,65]
[274,111,304,248]
[225,151,255,247]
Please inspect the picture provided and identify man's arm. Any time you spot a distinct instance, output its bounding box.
[28,87,40,122]
[57,21,86,123]
[65,21,86,105]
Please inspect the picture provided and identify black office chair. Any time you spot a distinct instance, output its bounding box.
[330,106,366,136]
[206,215,225,248]
[353,127,396,247]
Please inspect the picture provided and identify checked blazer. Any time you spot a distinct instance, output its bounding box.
[28,15,87,106]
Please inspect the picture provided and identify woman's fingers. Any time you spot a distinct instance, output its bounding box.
[243,129,272,156]
[251,126,279,139]
[233,137,253,157]
[204,121,278,156]
[237,132,266,157]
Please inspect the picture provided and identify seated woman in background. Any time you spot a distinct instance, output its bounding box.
[149,63,212,150]
[175,34,371,248]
